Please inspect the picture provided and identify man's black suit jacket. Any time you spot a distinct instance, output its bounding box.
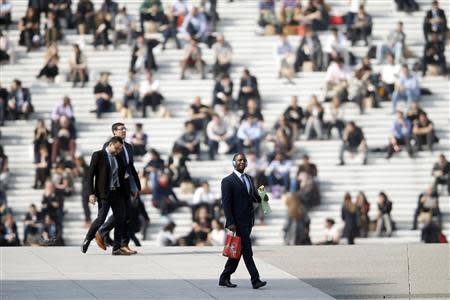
[87,149,126,199]
[102,141,141,195]
[425,9,448,28]
[221,172,261,228]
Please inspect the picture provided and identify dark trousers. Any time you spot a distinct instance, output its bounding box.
[422,54,448,76]
[388,136,413,157]
[98,193,133,247]
[82,191,91,222]
[85,190,125,251]
[220,226,260,284]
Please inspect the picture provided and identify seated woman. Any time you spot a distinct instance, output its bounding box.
[44,11,62,47]
[303,0,329,31]
[69,44,88,87]
[304,95,324,140]
[152,173,187,216]
[37,44,59,82]
[34,144,52,189]
[413,112,439,152]
[19,7,40,52]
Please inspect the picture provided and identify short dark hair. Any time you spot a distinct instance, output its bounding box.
[232,152,246,162]
[109,136,124,145]
[111,122,125,133]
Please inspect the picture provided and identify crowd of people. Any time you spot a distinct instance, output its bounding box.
[0,0,448,246]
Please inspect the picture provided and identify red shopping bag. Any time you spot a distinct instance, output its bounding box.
[222,232,241,259]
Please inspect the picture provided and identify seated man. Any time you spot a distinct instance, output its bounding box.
[266,152,291,194]
[93,72,114,119]
[7,79,33,120]
[191,181,217,220]
[338,121,368,166]
[188,96,210,132]
[294,25,323,72]
[347,5,372,46]
[123,70,140,111]
[212,34,233,78]
[130,123,147,157]
[212,74,234,111]
[324,27,349,67]
[274,34,295,84]
[113,6,134,48]
[376,21,405,65]
[432,154,450,193]
[283,96,304,139]
[130,34,159,72]
[174,121,201,160]
[412,185,441,230]
[412,112,438,151]
[422,33,448,77]
[48,0,72,29]
[290,154,318,192]
[140,71,163,117]
[380,53,401,101]
[258,0,278,32]
[181,6,209,45]
[391,64,420,114]
[386,111,413,159]
[324,57,351,103]
[237,69,261,110]
[180,38,205,80]
[423,0,447,42]
[237,115,263,158]
[206,113,235,160]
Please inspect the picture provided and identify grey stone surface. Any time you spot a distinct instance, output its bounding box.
[256,244,450,300]
[1,247,334,300]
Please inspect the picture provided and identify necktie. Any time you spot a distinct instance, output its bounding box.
[241,174,250,194]
[111,155,119,188]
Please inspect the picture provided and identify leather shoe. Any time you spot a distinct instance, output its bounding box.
[81,239,90,254]
[219,280,237,288]
[123,245,137,255]
[112,248,131,256]
[252,280,267,289]
[95,232,106,250]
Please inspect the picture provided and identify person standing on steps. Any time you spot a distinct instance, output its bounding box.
[219,152,267,289]
[81,136,128,256]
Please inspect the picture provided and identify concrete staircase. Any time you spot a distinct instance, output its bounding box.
[1,0,449,246]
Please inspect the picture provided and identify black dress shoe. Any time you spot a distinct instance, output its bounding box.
[219,280,237,288]
[252,280,267,289]
[81,239,90,254]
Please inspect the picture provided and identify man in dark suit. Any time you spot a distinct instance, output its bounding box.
[219,153,267,289]
[237,69,260,111]
[423,0,447,42]
[96,122,142,255]
[81,136,128,255]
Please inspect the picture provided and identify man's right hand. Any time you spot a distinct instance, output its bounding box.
[88,194,97,205]
[227,224,237,232]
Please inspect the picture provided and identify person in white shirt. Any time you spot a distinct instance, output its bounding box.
[172,0,190,18]
[206,113,235,160]
[140,71,164,117]
[157,221,177,246]
[318,218,340,245]
[212,34,233,78]
[191,181,217,220]
[267,152,291,193]
[123,70,140,111]
[380,53,401,100]
[345,0,365,29]
[324,27,350,66]
[208,219,226,246]
[324,96,345,139]
[237,116,263,157]
[274,35,295,82]
[113,7,134,48]
[325,57,351,102]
